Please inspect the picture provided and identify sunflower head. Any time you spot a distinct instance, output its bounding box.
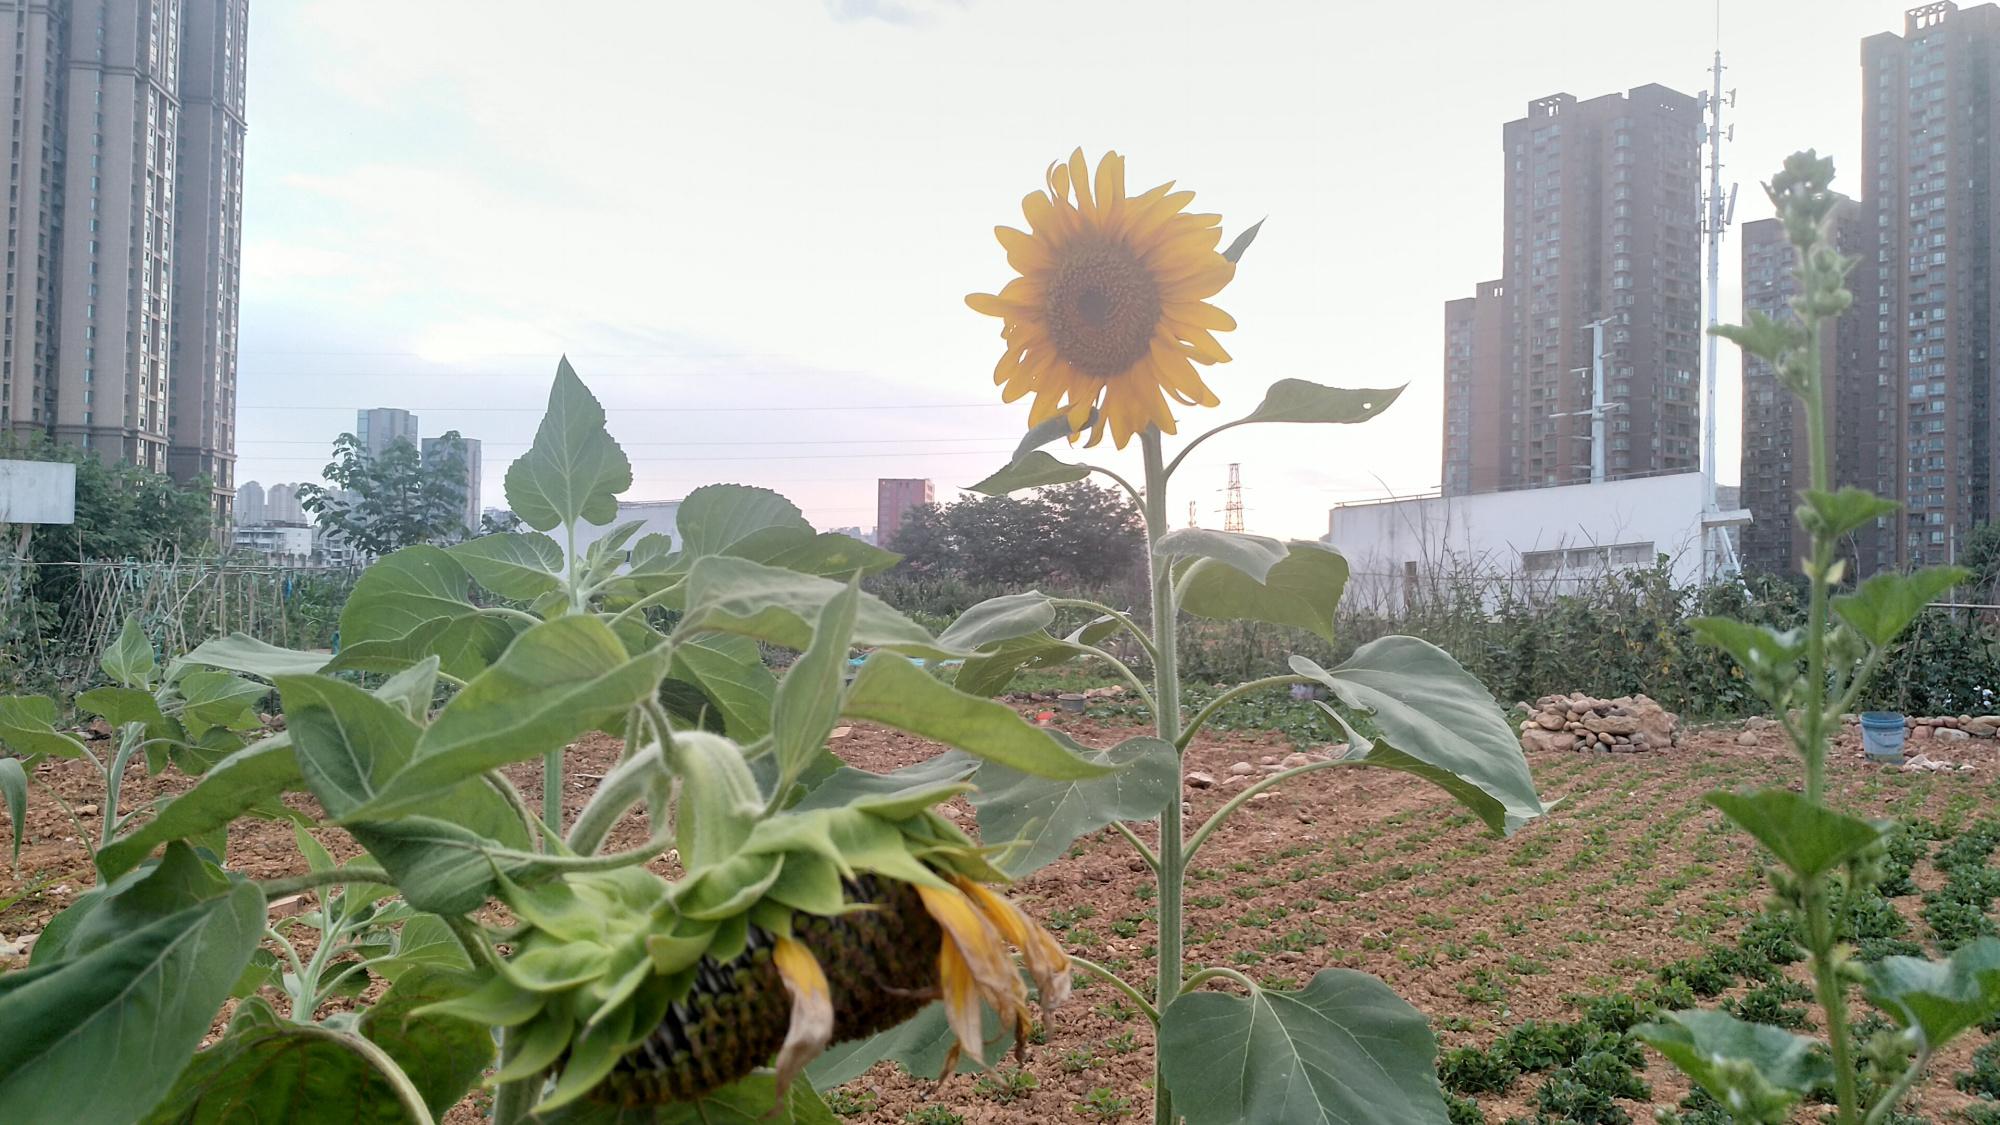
[968,148,1239,448]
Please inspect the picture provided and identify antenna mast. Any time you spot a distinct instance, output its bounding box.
[1223,464,1245,532]
[1187,500,1197,528]
[1699,35,1742,581]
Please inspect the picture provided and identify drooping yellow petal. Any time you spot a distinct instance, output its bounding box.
[936,938,984,1074]
[1164,301,1237,332]
[954,878,1073,1013]
[771,937,834,1097]
[1068,148,1094,221]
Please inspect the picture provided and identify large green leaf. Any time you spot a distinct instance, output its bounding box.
[935,591,1056,651]
[1312,703,1519,835]
[771,579,858,793]
[0,695,87,759]
[759,532,901,578]
[1174,537,1350,643]
[64,843,232,958]
[1833,566,1968,648]
[1159,968,1447,1124]
[142,1021,442,1124]
[676,483,814,560]
[793,754,979,819]
[1799,487,1900,540]
[330,546,479,673]
[504,357,633,532]
[277,675,423,818]
[353,816,528,915]
[0,880,265,1125]
[1232,380,1404,427]
[101,615,158,689]
[950,633,1084,697]
[1292,639,1544,832]
[667,634,777,742]
[176,672,269,735]
[448,531,565,601]
[1635,1010,1828,1124]
[74,685,180,744]
[841,652,1112,780]
[683,555,959,657]
[427,611,525,682]
[1707,788,1881,881]
[96,733,303,878]
[358,964,494,1115]
[349,615,671,820]
[1865,938,2000,1048]
[178,633,331,681]
[969,735,1177,876]
[965,450,1090,497]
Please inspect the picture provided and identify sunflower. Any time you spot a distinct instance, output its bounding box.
[967,148,1239,448]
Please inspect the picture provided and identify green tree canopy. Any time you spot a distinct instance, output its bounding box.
[888,480,1143,590]
[298,432,470,559]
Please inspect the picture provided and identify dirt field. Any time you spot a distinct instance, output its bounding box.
[6,711,2000,1123]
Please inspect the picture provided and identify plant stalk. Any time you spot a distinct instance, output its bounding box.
[1140,429,1184,1125]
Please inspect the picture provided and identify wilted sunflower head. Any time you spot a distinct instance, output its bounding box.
[967,148,1239,448]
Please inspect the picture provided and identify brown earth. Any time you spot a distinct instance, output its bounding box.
[5,714,2000,1123]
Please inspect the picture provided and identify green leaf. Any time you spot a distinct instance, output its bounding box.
[841,652,1112,780]
[372,913,472,982]
[178,633,331,681]
[672,731,767,872]
[1833,566,1967,648]
[358,964,494,1116]
[951,633,1083,697]
[0,695,87,759]
[667,634,777,742]
[793,754,979,819]
[0,757,24,866]
[66,842,233,957]
[969,735,1176,876]
[448,531,565,601]
[1014,411,1089,460]
[176,672,269,734]
[1313,702,1525,836]
[351,615,671,820]
[1713,308,1812,365]
[1707,788,1881,881]
[936,591,1057,651]
[1222,218,1263,264]
[1291,638,1544,832]
[0,880,265,1125]
[353,816,527,915]
[96,732,303,878]
[676,483,814,560]
[1798,487,1900,540]
[1174,536,1350,643]
[504,357,633,532]
[1157,528,1291,579]
[1233,379,1404,427]
[1158,968,1448,1125]
[329,545,479,673]
[966,450,1090,497]
[142,1022,437,1125]
[684,555,958,657]
[428,611,526,682]
[74,686,179,743]
[758,531,902,578]
[277,675,423,818]
[101,615,158,689]
[1635,1010,1828,1123]
[1865,938,2000,1049]
[772,578,859,793]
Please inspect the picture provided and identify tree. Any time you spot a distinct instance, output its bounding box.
[1961,520,2000,597]
[888,481,1143,590]
[298,432,470,558]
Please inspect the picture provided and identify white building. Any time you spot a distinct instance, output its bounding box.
[1324,472,1745,612]
[567,500,683,573]
[232,523,314,563]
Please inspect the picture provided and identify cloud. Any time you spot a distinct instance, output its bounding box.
[824,0,967,26]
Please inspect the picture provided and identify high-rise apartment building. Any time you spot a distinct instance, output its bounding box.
[1443,85,1704,495]
[1738,200,1876,575]
[0,0,249,522]
[1858,2,2000,569]
[876,477,932,547]
[421,433,481,533]
[356,407,417,457]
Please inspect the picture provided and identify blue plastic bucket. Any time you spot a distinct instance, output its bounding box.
[1860,712,1907,764]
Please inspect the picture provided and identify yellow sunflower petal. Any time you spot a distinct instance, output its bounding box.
[995,226,1050,274]
[954,878,1073,1013]
[1165,301,1237,332]
[1021,190,1060,238]
[1068,148,1094,220]
[937,938,985,1071]
[771,937,834,1097]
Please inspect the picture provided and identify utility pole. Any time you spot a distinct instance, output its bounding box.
[1699,39,1742,581]
[1187,500,1197,528]
[1223,464,1245,532]
[1552,317,1619,483]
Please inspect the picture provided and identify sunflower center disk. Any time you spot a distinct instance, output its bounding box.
[1043,238,1161,377]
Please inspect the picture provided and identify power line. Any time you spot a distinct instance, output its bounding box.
[235,434,1008,448]
[242,448,1015,465]
[239,402,1012,413]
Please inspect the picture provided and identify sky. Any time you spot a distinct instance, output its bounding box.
[235,0,1909,540]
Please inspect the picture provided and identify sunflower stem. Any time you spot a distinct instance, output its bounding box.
[1139,429,1184,1125]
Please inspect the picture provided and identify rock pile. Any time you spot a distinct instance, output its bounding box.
[1517,692,1680,753]
[1897,713,2000,741]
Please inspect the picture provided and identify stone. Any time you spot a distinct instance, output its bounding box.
[1520,729,1577,753]
[1282,752,1312,768]
[1913,726,1935,740]
[1583,715,1641,736]
[1938,727,1971,742]
[1186,771,1216,789]
[1736,732,1760,746]
[1259,755,1278,766]
[1966,718,2000,738]
[1535,711,1567,731]
[1227,762,1255,776]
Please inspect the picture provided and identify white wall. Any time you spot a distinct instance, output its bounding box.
[1325,473,1718,611]
[0,460,77,524]
[566,500,682,573]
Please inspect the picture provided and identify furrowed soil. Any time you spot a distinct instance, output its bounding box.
[6,711,2000,1124]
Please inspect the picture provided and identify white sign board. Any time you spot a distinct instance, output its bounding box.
[0,460,77,524]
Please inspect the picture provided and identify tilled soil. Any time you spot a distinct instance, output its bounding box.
[4,712,2000,1123]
